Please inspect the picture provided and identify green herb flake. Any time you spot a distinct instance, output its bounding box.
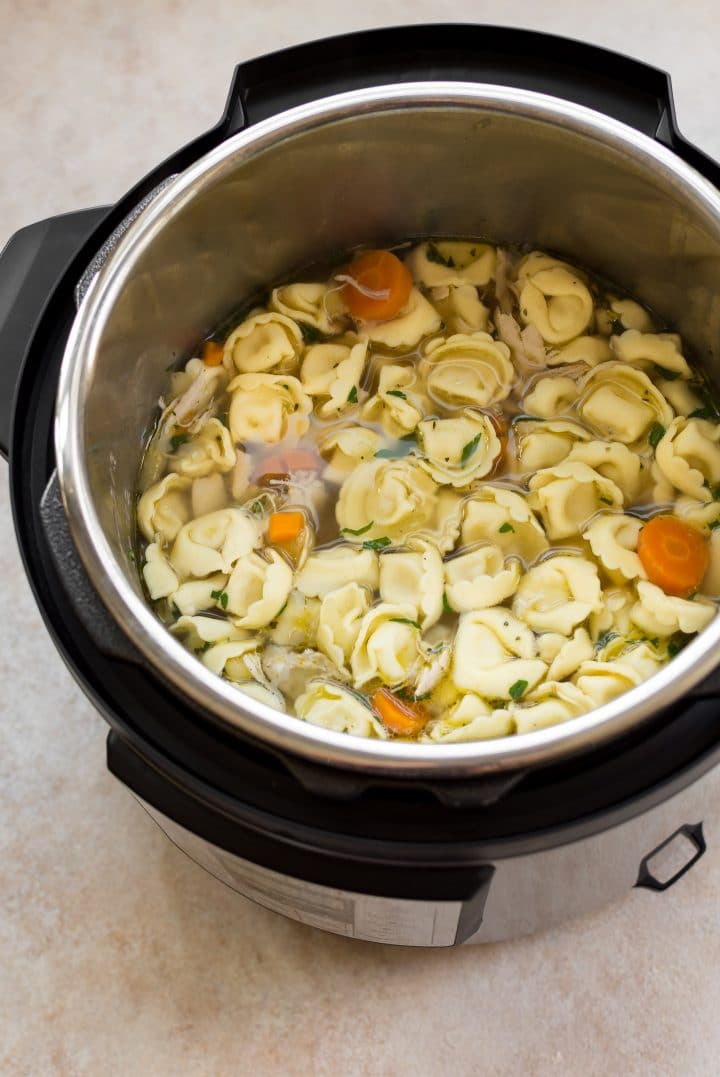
[170,433,188,452]
[688,406,714,420]
[498,522,515,534]
[599,497,613,506]
[426,241,452,267]
[211,589,229,610]
[389,617,422,630]
[442,591,454,615]
[654,365,680,381]
[667,634,690,658]
[128,549,136,562]
[461,433,482,465]
[699,383,720,419]
[710,518,720,531]
[300,322,324,344]
[509,679,529,702]
[688,591,697,601]
[217,413,229,428]
[595,630,619,651]
[362,536,391,551]
[386,389,407,399]
[347,385,358,404]
[198,641,212,654]
[648,422,666,449]
[341,521,374,536]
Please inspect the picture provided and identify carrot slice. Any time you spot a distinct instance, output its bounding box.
[255,449,321,482]
[371,687,429,736]
[637,515,709,597]
[282,449,322,472]
[268,511,306,546]
[342,250,413,322]
[201,341,224,366]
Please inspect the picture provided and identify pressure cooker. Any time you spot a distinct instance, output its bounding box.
[3,24,720,946]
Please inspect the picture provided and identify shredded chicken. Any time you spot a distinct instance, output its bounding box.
[495,311,547,367]
[415,644,452,698]
[494,248,515,314]
[261,645,346,703]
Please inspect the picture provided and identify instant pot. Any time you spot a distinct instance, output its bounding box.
[3,25,720,946]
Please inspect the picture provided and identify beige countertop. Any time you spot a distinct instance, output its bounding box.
[2,3,720,1074]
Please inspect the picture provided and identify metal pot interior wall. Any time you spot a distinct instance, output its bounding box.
[78,98,720,574]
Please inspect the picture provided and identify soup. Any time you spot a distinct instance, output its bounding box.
[135,241,720,742]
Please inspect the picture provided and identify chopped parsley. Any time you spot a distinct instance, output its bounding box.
[599,496,613,506]
[595,630,619,651]
[376,438,416,459]
[688,406,714,420]
[300,322,324,344]
[211,589,229,610]
[341,521,374,536]
[170,433,188,452]
[498,522,515,534]
[217,413,229,428]
[395,686,431,703]
[654,365,680,381]
[386,389,407,399]
[710,518,720,531]
[648,422,666,449]
[426,241,455,267]
[461,433,482,465]
[128,549,136,562]
[509,679,529,702]
[248,499,265,516]
[198,641,212,654]
[442,591,454,615]
[389,617,422,630]
[347,385,358,404]
[667,634,690,658]
[362,536,391,551]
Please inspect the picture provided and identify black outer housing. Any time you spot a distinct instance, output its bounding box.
[3,26,720,910]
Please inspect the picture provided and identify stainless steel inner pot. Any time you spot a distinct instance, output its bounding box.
[55,82,720,777]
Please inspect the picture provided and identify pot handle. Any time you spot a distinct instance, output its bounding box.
[231,24,674,138]
[0,207,110,461]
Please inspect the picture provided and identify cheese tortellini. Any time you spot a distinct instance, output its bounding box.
[518,254,594,345]
[417,411,501,487]
[422,332,514,408]
[528,462,623,540]
[655,417,720,499]
[228,373,313,443]
[512,555,602,635]
[224,311,303,373]
[578,363,674,449]
[136,239,719,745]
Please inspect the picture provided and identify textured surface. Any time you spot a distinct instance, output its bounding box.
[2,3,720,1074]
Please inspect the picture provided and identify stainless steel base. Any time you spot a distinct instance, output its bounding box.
[131,761,720,946]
